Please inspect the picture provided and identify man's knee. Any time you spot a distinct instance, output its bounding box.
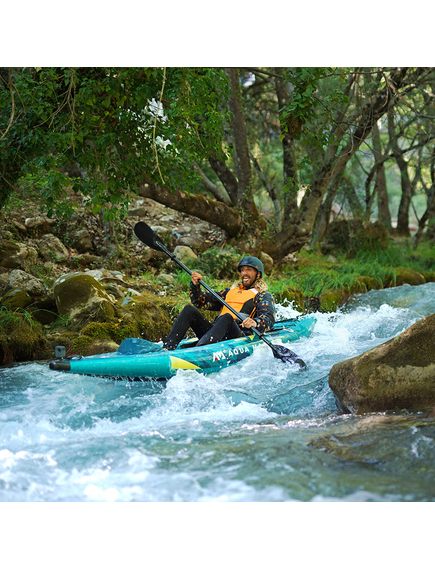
[180,304,200,316]
[217,313,234,325]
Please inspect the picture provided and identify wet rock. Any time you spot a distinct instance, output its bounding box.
[53,273,116,326]
[319,290,343,313]
[390,268,426,287]
[72,337,119,356]
[8,269,46,297]
[329,312,435,413]
[38,234,69,262]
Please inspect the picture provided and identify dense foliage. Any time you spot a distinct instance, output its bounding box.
[2,67,435,258]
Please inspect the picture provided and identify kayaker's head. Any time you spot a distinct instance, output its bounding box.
[237,256,264,288]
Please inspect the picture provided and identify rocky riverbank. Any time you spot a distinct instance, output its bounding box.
[0,195,228,364]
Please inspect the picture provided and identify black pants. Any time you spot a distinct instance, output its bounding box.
[163,304,242,350]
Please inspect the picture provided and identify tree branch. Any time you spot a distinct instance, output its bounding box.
[192,162,232,206]
[138,180,242,237]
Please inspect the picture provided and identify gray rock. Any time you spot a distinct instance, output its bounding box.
[0,241,38,269]
[24,216,56,236]
[173,245,198,264]
[128,207,146,218]
[8,269,46,297]
[71,229,93,253]
[38,234,69,262]
[259,252,273,276]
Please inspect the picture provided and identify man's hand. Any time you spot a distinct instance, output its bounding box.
[241,316,257,328]
[191,271,203,286]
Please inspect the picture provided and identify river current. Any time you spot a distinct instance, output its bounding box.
[1,283,435,503]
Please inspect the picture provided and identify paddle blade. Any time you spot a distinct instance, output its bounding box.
[134,222,163,251]
[272,344,307,369]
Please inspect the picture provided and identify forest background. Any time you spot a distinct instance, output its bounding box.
[1,66,435,286]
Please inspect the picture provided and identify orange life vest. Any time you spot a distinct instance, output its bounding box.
[219,287,258,320]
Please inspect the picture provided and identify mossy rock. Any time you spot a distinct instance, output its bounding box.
[0,312,49,364]
[1,289,33,310]
[53,273,117,329]
[75,293,179,346]
[421,271,435,283]
[71,335,119,356]
[386,268,426,287]
[351,276,379,293]
[329,312,435,413]
[318,290,343,313]
[79,320,138,345]
[46,332,80,357]
[275,287,305,312]
[0,240,20,267]
[131,297,175,341]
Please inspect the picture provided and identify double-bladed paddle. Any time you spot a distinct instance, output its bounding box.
[134,221,307,368]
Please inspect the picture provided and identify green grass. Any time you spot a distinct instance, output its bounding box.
[267,238,433,298]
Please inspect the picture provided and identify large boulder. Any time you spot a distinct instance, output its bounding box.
[329,312,435,413]
[53,273,116,325]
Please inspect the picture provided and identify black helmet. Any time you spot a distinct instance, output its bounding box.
[237,256,264,278]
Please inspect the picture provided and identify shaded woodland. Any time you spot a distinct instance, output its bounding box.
[1,67,435,259]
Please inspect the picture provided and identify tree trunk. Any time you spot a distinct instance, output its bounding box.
[225,68,253,210]
[310,173,341,246]
[388,106,412,236]
[413,146,435,248]
[274,68,299,223]
[372,120,392,229]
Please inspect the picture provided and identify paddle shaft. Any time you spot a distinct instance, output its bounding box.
[156,241,276,349]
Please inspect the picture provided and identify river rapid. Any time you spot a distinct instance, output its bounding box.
[1,283,435,504]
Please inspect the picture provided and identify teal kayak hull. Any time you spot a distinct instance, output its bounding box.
[49,316,316,381]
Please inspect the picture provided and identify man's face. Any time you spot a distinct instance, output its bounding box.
[239,265,258,288]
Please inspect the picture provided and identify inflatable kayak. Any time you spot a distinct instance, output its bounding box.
[49,316,316,381]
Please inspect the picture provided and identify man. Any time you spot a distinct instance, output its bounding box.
[163,256,275,350]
